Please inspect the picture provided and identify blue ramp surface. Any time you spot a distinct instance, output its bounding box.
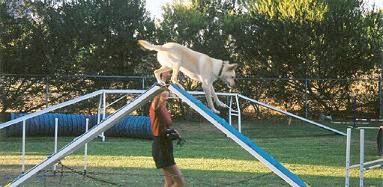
[168,84,306,187]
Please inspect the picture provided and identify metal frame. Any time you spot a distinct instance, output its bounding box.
[345,127,383,187]
[7,86,163,186]
[0,90,104,130]
[238,94,346,136]
[229,94,241,132]
[168,84,306,187]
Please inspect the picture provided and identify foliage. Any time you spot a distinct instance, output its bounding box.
[0,0,155,112]
[230,0,383,115]
[0,0,382,117]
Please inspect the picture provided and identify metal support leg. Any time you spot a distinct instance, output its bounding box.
[229,96,233,125]
[345,128,351,187]
[101,91,106,141]
[21,120,26,173]
[84,118,89,173]
[53,118,58,171]
[359,129,365,187]
[236,94,241,133]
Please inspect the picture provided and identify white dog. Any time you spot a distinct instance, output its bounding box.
[138,40,238,114]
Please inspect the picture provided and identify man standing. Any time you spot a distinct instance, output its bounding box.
[149,70,185,187]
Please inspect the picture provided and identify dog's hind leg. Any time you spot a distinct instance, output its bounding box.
[154,66,172,85]
[202,84,220,114]
[211,86,228,108]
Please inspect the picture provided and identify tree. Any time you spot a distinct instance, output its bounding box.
[0,0,156,112]
[229,0,383,116]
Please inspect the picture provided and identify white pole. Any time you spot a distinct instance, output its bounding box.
[359,129,365,187]
[53,118,58,171]
[84,118,89,173]
[101,91,106,141]
[21,120,26,173]
[54,118,58,153]
[97,94,102,141]
[142,77,145,89]
[97,94,102,124]
[236,94,241,133]
[345,128,351,187]
[229,96,233,125]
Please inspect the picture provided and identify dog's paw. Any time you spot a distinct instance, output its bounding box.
[216,101,229,108]
[211,108,221,114]
[157,80,166,86]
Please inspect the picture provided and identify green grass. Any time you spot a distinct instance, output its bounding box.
[0,119,382,186]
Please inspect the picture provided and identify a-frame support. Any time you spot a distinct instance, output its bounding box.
[7,85,163,186]
[168,84,307,187]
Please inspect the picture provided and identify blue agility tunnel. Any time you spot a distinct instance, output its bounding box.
[5,113,152,139]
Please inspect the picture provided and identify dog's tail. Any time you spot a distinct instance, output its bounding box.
[138,40,167,51]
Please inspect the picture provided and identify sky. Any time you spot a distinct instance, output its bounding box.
[145,0,383,19]
[365,0,383,10]
[145,0,173,19]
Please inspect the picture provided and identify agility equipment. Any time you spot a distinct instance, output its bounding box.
[237,95,346,136]
[168,84,307,187]
[345,127,383,187]
[6,85,163,186]
[6,113,152,139]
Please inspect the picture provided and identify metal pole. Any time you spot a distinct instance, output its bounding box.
[53,118,58,171]
[345,128,351,187]
[21,120,26,173]
[84,118,89,173]
[359,129,365,187]
[229,96,233,125]
[142,77,145,89]
[97,94,102,124]
[236,94,241,133]
[101,91,106,141]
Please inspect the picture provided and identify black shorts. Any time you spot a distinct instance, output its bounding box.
[152,136,175,169]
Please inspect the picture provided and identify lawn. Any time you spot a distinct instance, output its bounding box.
[0,118,382,186]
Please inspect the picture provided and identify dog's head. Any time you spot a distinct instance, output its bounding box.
[220,61,238,88]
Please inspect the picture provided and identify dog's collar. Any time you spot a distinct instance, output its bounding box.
[218,61,225,78]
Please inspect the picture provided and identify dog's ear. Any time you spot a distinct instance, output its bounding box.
[228,63,238,71]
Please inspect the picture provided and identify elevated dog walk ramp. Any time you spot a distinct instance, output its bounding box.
[168,84,307,187]
[7,85,163,187]
[238,95,346,136]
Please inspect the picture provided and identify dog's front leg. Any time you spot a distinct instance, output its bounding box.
[154,66,171,85]
[171,63,184,89]
[211,86,228,108]
[202,84,220,114]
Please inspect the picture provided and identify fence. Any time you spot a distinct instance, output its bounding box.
[0,74,382,121]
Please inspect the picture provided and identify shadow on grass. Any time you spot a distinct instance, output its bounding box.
[2,165,382,187]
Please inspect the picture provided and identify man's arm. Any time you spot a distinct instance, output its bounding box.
[160,106,172,126]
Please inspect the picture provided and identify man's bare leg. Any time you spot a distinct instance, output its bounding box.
[161,165,185,187]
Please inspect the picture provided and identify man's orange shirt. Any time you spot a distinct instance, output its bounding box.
[149,96,172,137]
